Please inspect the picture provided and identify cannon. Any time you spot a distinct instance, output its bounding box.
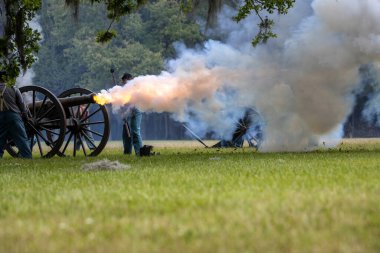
[183,108,264,150]
[211,108,264,149]
[5,85,110,158]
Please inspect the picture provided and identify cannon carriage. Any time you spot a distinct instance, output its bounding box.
[5,85,110,158]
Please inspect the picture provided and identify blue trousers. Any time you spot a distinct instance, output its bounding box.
[122,108,143,155]
[0,111,32,158]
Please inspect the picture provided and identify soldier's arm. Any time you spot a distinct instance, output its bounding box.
[15,88,28,119]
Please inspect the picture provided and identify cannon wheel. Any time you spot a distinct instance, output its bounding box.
[211,108,263,149]
[5,85,67,158]
[58,87,110,157]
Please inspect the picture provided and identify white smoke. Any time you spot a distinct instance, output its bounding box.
[98,0,380,151]
[360,64,380,125]
[16,68,36,87]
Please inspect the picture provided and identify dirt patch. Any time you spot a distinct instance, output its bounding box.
[81,159,130,171]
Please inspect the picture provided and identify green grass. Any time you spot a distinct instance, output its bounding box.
[1,140,380,253]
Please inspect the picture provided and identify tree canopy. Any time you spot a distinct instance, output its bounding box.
[233,0,295,46]
[33,0,204,92]
[0,0,295,85]
[0,0,41,84]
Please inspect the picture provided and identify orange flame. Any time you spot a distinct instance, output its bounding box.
[93,93,132,106]
[93,95,108,106]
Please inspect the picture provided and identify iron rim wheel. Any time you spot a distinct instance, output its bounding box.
[5,85,67,158]
[58,87,110,157]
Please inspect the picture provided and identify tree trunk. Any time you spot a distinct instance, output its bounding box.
[0,0,6,38]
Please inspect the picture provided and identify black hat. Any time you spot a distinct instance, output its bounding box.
[121,73,133,81]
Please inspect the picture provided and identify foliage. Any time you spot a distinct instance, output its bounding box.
[83,0,147,43]
[1,0,149,86]
[138,1,204,58]
[1,0,295,86]
[178,0,296,45]
[1,140,380,252]
[95,29,117,43]
[33,0,204,92]
[0,0,41,85]
[233,0,296,46]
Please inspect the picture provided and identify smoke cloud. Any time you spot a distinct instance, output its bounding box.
[361,64,380,125]
[96,0,380,151]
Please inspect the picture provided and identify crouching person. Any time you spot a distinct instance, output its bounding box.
[0,71,32,159]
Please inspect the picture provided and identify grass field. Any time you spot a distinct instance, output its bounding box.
[1,139,380,253]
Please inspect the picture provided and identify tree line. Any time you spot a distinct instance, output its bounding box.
[1,0,295,84]
[1,0,295,140]
[32,0,206,140]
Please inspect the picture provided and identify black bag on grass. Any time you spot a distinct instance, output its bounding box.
[139,145,155,156]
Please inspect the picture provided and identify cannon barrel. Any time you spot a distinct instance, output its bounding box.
[58,93,96,108]
[30,93,96,110]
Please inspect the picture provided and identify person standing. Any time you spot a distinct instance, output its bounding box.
[0,71,32,158]
[121,72,143,155]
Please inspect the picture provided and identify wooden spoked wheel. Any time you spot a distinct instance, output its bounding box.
[57,87,110,157]
[5,85,66,158]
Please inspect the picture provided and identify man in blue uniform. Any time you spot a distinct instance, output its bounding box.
[120,73,143,156]
[0,71,32,158]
